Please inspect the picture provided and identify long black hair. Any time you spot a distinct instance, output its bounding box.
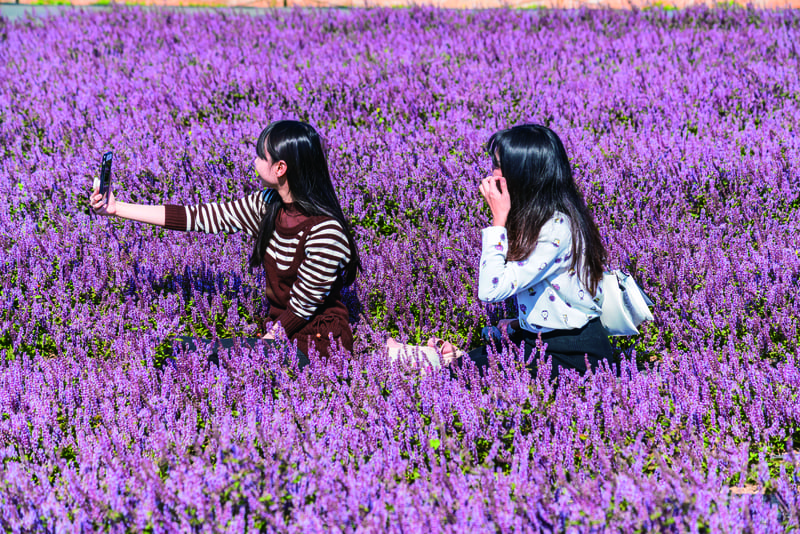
[487,124,606,296]
[249,120,360,286]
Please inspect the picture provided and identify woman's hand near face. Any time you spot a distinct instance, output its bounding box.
[90,188,117,217]
[479,175,510,227]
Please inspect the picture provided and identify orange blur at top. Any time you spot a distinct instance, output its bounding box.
[20,0,800,9]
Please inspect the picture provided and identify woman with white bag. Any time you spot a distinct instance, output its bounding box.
[385,124,652,377]
[457,124,616,379]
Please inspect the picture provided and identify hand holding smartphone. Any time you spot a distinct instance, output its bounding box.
[90,152,114,218]
[98,151,113,201]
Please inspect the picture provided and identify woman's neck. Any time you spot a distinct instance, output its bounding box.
[276,184,293,204]
[283,201,300,213]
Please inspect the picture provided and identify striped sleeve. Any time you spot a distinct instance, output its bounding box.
[277,219,352,335]
[163,189,277,238]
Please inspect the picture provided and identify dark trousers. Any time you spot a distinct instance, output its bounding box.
[461,318,613,380]
[176,336,310,369]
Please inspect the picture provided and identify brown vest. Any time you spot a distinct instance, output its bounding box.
[263,210,353,357]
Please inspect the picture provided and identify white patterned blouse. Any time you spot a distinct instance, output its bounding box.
[478,211,604,333]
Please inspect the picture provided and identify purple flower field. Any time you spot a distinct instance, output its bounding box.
[1,5,799,531]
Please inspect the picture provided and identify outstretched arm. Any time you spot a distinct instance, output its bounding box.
[90,188,276,237]
[90,189,166,226]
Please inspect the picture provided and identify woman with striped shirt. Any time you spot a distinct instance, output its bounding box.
[90,120,360,360]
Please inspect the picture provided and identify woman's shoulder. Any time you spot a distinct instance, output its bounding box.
[550,210,571,225]
[260,189,280,204]
[232,188,279,214]
[306,217,348,240]
[279,212,347,241]
[540,211,572,240]
[304,217,351,259]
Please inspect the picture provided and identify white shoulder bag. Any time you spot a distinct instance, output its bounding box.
[600,270,654,336]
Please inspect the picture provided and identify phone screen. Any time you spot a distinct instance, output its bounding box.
[99,152,113,199]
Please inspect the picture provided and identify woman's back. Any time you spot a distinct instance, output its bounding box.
[479,211,603,334]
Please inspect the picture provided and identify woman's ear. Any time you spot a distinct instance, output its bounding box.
[275,160,287,178]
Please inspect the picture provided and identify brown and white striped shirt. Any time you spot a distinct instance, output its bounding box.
[164,190,352,340]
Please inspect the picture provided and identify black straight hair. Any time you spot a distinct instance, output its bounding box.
[249,120,361,286]
[487,124,606,296]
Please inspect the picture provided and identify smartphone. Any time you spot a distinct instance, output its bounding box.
[98,152,113,200]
